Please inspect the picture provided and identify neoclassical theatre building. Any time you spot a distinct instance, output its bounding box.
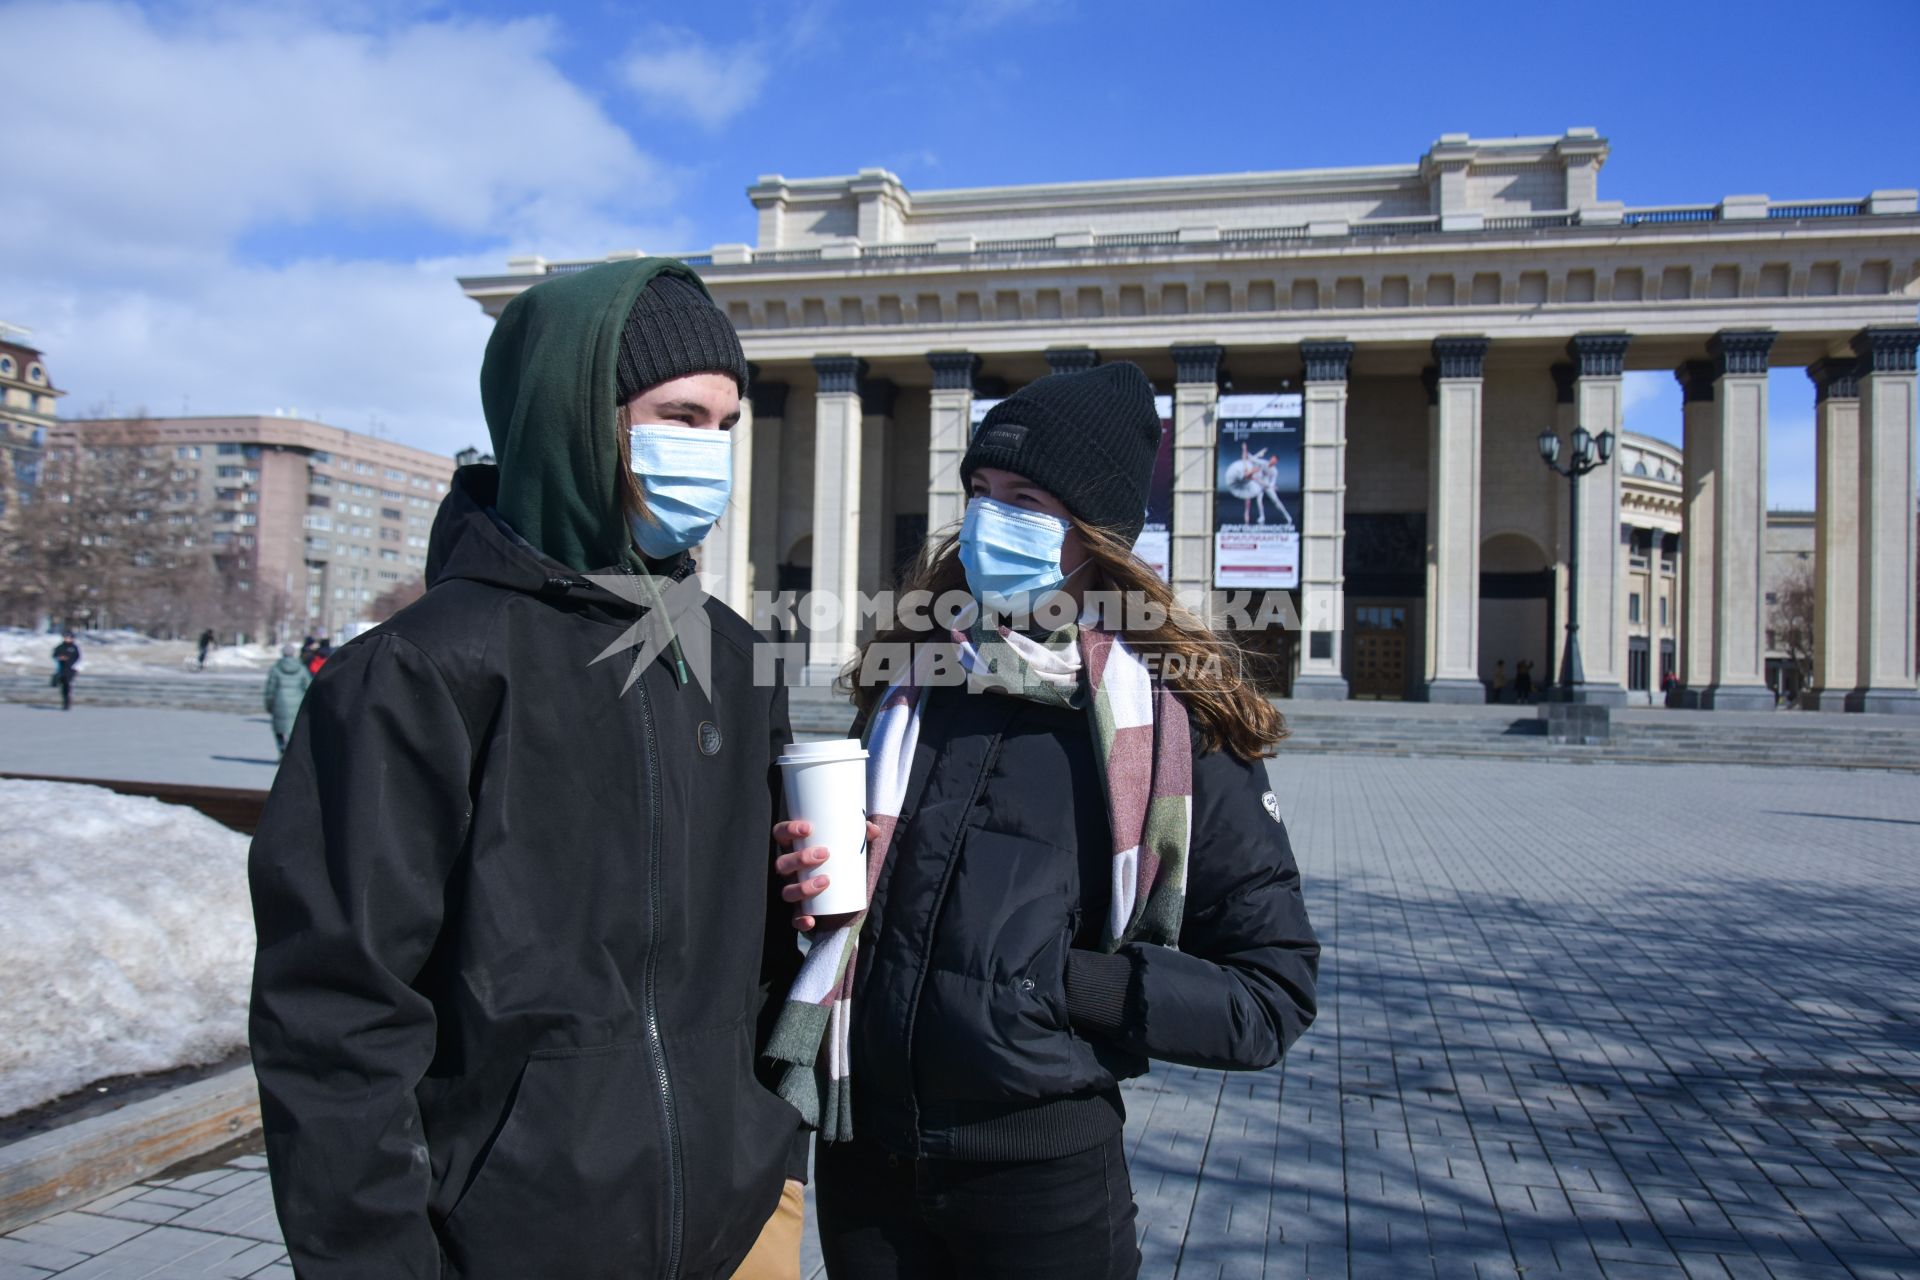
[461,129,1920,711]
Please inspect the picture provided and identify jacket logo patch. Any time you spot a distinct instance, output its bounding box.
[697,721,723,756]
[1261,790,1281,823]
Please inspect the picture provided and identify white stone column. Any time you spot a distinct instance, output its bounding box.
[1701,330,1776,710]
[1170,344,1223,605]
[925,352,977,544]
[746,379,788,608]
[1674,360,1718,705]
[1567,334,1629,704]
[1423,337,1489,702]
[1850,326,1920,714]
[807,355,865,683]
[1295,340,1352,699]
[857,378,896,601]
[1547,364,1576,686]
[702,381,754,616]
[1807,357,1860,710]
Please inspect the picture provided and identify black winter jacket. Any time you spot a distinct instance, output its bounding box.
[849,682,1319,1161]
[249,468,803,1280]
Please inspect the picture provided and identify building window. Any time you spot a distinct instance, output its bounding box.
[1659,597,1668,627]
[27,364,44,384]
[1629,593,1642,625]
[0,356,13,376]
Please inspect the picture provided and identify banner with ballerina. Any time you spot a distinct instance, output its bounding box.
[1211,393,1303,589]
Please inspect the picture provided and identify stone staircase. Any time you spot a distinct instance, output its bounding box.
[0,672,263,714]
[11,672,1915,772]
[790,682,1920,771]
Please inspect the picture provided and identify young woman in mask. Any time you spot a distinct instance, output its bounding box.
[767,361,1320,1280]
[250,259,806,1280]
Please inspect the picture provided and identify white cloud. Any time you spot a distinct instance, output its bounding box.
[3,1,694,456]
[620,27,769,131]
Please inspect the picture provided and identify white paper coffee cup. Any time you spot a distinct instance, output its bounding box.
[776,738,870,917]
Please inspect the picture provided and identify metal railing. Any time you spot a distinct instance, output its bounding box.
[1350,216,1441,236]
[1484,212,1577,230]
[976,236,1059,253]
[1093,230,1179,247]
[1221,226,1310,244]
[1620,205,1716,225]
[1767,201,1866,219]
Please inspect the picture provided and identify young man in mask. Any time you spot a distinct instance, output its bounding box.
[250,259,805,1280]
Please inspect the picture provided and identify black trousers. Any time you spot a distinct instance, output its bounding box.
[816,1132,1140,1280]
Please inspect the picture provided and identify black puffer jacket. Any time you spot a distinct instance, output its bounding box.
[249,467,802,1280]
[849,682,1319,1161]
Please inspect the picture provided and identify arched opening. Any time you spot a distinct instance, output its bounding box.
[1479,531,1552,704]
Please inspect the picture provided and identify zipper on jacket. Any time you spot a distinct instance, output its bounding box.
[898,720,1011,1153]
[635,674,685,1278]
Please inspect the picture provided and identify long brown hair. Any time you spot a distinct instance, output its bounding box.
[841,519,1289,761]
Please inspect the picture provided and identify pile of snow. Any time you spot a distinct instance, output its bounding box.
[0,629,278,676]
[0,780,253,1116]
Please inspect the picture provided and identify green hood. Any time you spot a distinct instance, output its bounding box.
[480,257,716,574]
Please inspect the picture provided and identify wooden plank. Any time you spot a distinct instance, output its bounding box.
[0,1066,261,1234]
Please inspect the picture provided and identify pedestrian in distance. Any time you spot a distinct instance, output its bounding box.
[262,645,310,758]
[50,631,80,711]
[303,636,331,676]
[1514,658,1535,705]
[198,627,216,670]
[298,634,318,668]
[772,362,1321,1280]
[249,258,806,1279]
[1490,658,1507,705]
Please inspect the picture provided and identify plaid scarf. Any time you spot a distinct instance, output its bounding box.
[766,610,1193,1140]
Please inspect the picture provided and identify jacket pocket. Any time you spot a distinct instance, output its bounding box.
[915,829,1094,1100]
[439,1042,669,1280]
[665,1017,799,1278]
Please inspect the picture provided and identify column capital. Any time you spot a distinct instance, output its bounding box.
[1567,332,1631,378]
[1431,336,1489,379]
[1851,325,1920,374]
[1807,356,1861,402]
[1170,343,1225,386]
[1300,340,1355,382]
[1043,347,1100,376]
[859,378,898,418]
[1549,362,1577,405]
[926,350,980,391]
[748,379,789,419]
[812,355,867,395]
[1707,329,1776,377]
[1674,360,1717,403]
[1420,366,1439,407]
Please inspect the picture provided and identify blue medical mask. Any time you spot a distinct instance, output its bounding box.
[958,496,1081,613]
[627,423,732,558]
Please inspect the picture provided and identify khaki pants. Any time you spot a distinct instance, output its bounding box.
[733,1179,805,1280]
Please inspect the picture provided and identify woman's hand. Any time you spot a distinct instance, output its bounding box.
[773,819,880,932]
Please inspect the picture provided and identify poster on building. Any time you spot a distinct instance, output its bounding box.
[1130,395,1174,580]
[1212,392,1303,589]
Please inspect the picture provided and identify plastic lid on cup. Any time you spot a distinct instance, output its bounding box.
[776,738,868,766]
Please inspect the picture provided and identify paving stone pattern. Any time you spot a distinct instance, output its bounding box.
[9,757,1918,1279]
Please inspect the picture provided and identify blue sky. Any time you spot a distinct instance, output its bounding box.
[7,0,1918,506]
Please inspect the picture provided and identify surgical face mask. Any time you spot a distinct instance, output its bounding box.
[627,423,732,558]
[958,496,1081,614]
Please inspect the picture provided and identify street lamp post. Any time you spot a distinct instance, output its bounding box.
[1537,424,1614,701]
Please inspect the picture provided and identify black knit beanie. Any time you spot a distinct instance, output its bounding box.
[962,362,1161,543]
[614,271,749,403]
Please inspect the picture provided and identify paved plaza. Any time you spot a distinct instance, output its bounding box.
[0,704,281,790]
[3,753,1917,1278]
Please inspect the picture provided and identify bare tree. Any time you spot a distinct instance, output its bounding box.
[0,418,220,632]
[369,576,427,621]
[1769,560,1816,694]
